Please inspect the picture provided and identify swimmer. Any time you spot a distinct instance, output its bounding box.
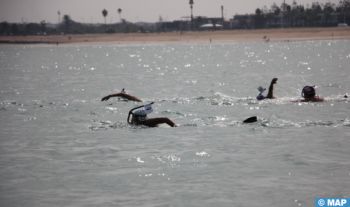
[256,86,266,100]
[127,102,176,127]
[256,78,278,100]
[294,85,324,102]
[101,88,142,102]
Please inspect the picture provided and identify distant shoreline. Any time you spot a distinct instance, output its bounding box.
[0,27,349,45]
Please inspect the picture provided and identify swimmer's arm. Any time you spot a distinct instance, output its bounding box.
[266,83,275,99]
[101,93,120,101]
[266,78,278,99]
[120,93,142,102]
[101,93,142,102]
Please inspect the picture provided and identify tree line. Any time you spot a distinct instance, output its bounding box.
[0,14,146,35]
[236,0,350,29]
[0,0,349,35]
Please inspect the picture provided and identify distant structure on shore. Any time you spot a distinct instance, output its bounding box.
[0,0,349,35]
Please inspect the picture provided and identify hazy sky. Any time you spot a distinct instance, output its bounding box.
[0,0,340,23]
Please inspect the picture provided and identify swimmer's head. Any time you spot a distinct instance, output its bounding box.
[256,94,265,100]
[302,86,316,99]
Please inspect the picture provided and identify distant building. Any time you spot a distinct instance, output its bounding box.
[231,15,254,29]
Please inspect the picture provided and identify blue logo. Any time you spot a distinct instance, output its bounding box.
[315,198,350,207]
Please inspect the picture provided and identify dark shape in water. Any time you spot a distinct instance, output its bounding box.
[243,116,258,123]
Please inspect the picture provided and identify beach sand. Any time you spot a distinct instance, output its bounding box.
[0,27,349,44]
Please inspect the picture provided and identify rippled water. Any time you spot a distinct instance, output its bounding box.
[1,40,350,207]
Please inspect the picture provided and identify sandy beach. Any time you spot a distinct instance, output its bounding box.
[0,27,349,44]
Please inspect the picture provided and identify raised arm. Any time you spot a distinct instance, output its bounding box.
[266,78,278,99]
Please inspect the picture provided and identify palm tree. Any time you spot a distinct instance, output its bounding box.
[118,8,122,22]
[102,9,108,25]
[62,15,72,33]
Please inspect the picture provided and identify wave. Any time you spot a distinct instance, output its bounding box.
[259,117,350,128]
[89,113,350,130]
[150,93,349,106]
[88,119,160,131]
[89,120,129,131]
[197,92,257,106]
[2,93,346,114]
[177,117,350,129]
[151,93,257,106]
[160,109,185,116]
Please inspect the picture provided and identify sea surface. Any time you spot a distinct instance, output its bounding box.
[0,40,350,207]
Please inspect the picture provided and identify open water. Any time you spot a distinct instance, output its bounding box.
[0,40,350,207]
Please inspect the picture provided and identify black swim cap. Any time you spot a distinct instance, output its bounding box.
[302,86,316,98]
